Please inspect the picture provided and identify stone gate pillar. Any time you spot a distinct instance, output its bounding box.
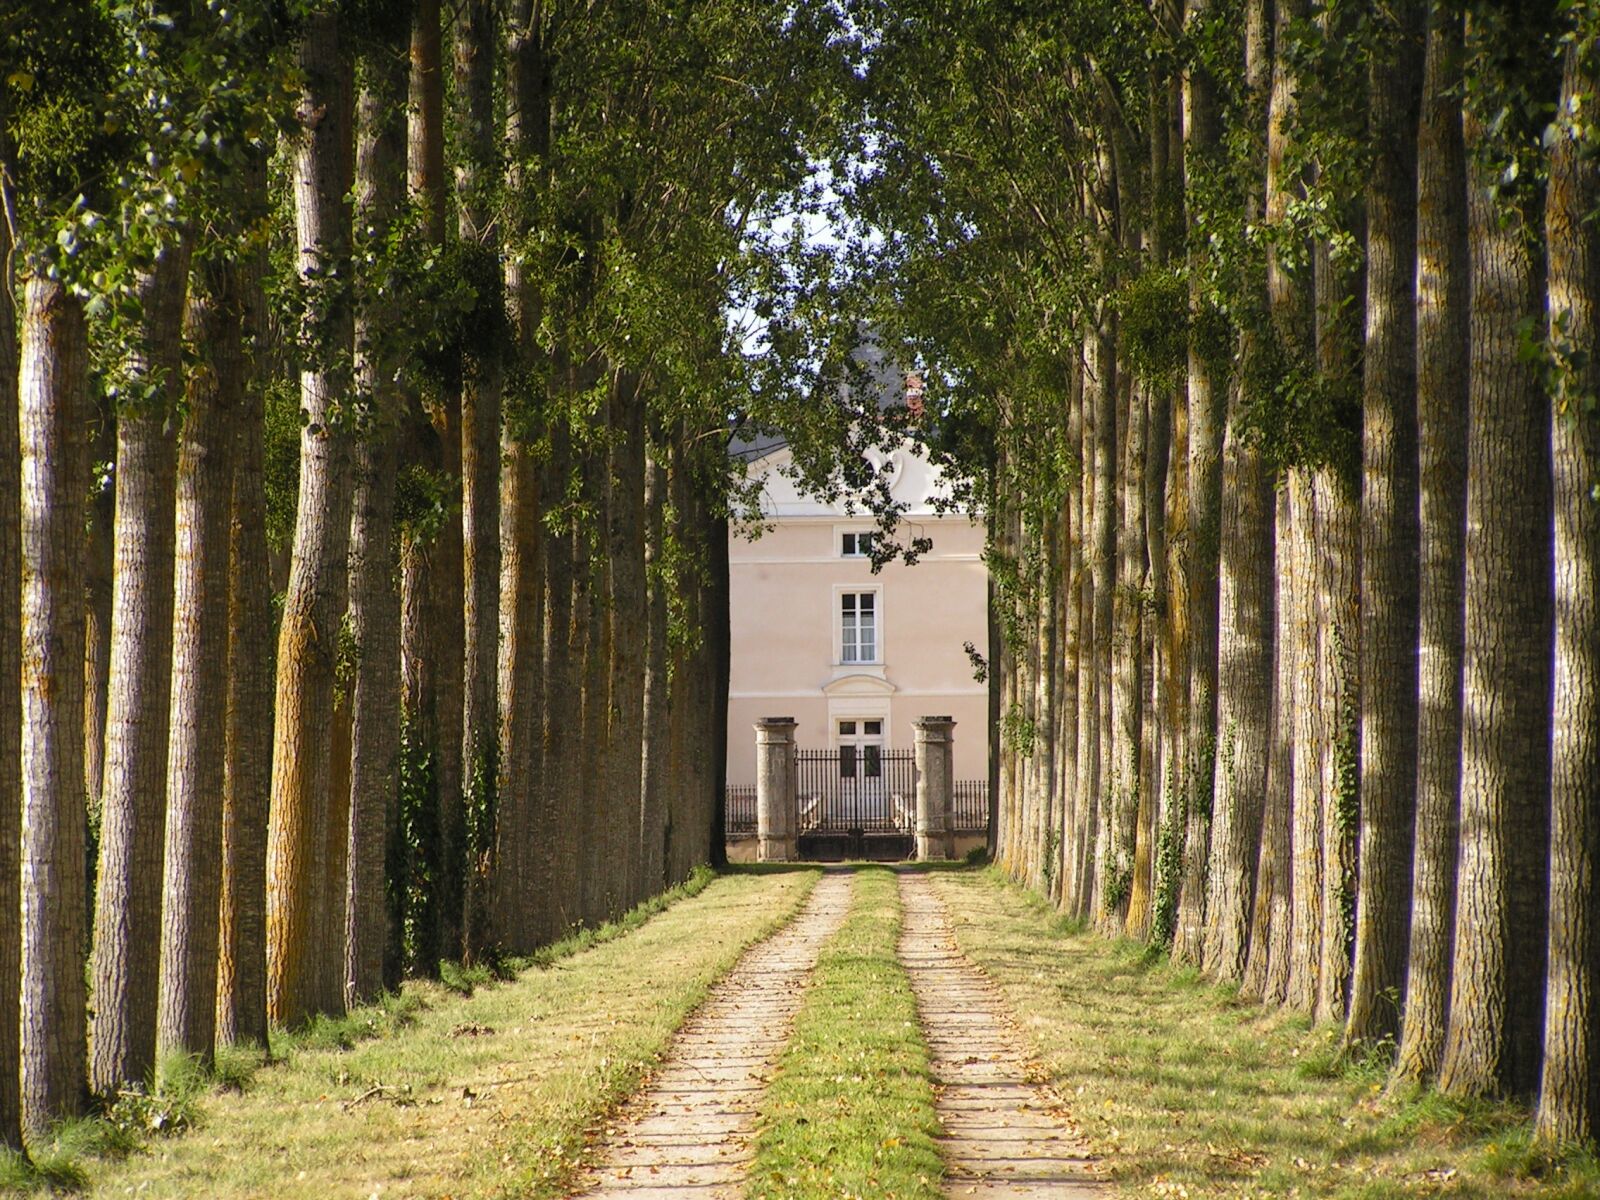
[913,716,956,861]
[755,717,799,862]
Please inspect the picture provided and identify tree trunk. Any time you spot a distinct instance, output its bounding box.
[1088,285,1117,923]
[19,277,91,1130]
[217,211,273,1048]
[399,0,450,976]
[494,0,549,954]
[455,0,502,964]
[267,12,355,1027]
[344,39,407,1004]
[640,449,670,896]
[88,248,185,1096]
[1242,486,1293,1006]
[606,369,647,910]
[83,406,114,836]
[1110,380,1145,931]
[1202,386,1273,983]
[1438,11,1554,1098]
[158,254,242,1063]
[1535,13,1600,1143]
[1172,0,1243,963]
[1286,472,1323,1014]
[0,136,25,1154]
[541,421,580,935]
[1392,0,1468,1087]
[1313,469,1360,1025]
[1347,0,1424,1047]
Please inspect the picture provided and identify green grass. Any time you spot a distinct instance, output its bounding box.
[6,865,818,1199]
[749,866,944,1200]
[926,866,1600,1200]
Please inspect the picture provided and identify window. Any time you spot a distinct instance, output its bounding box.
[840,591,878,663]
[841,531,874,557]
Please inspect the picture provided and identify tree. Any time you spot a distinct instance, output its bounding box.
[1536,0,1600,1142]
[1393,0,1468,1087]
[0,114,25,1158]
[1438,3,1556,1102]
[217,160,273,1047]
[267,10,356,1027]
[344,23,408,1008]
[1347,0,1425,1049]
[18,276,92,1130]
[455,0,502,962]
[89,246,186,1095]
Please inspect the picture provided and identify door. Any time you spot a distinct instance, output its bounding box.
[837,719,886,826]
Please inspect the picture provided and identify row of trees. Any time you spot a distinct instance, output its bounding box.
[855,0,1599,1148]
[1,0,852,1151]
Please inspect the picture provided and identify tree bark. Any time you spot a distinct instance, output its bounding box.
[1286,472,1324,1013]
[1347,0,1424,1047]
[1393,0,1468,1087]
[0,134,25,1154]
[158,253,242,1063]
[1438,11,1554,1098]
[88,247,185,1096]
[606,369,648,910]
[83,407,114,837]
[19,277,91,1130]
[267,12,356,1027]
[1242,485,1293,1006]
[1172,0,1244,963]
[494,0,549,954]
[455,0,502,964]
[344,38,407,1005]
[1535,11,1600,1143]
[217,207,273,1048]
[640,448,670,897]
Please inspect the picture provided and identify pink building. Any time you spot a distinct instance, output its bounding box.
[725,434,989,797]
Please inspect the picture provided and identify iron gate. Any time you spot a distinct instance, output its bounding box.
[795,747,915,859]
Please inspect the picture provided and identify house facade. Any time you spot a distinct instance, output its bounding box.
[725,437,989,795]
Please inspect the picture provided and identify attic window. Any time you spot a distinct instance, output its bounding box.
[842,532,874,558]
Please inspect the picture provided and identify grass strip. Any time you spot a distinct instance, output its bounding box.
[925,866,1600,1200]
[50,866,819,1200]
[749,865,943,1200]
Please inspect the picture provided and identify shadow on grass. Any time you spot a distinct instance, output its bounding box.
[923,866,1600,1200]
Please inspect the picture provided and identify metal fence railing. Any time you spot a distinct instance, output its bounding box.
[724,784,757,836]
[725,769,989,838]
[796,748,916,834]
[952,779,989,833]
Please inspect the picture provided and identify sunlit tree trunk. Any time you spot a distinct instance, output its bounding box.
[19,277,91,1130]
[1173,0,1246,963]
[88,247,185,1096]
[1286,473,1323,1014]
[1438,9,1555,1100]
[1348,0,1424,1048]
[1109,378,1145,932]
[1535,8,1600,1143]
[267,11,356,1027]
[1393,2,1467,1085]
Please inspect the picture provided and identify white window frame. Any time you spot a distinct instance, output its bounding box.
[838,528,876,558]
[835,585,882,666]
